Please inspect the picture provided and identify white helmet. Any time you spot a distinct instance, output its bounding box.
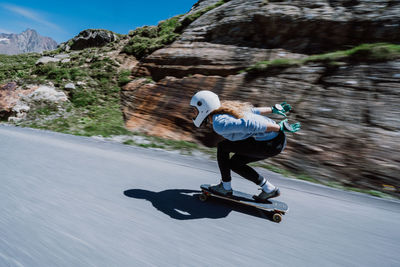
[190,90,221,127]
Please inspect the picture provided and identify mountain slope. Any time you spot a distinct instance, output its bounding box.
[0,29,57,55]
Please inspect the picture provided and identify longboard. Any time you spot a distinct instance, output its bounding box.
[200,184,288,223]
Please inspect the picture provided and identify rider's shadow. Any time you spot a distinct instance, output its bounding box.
[123,189,268,220]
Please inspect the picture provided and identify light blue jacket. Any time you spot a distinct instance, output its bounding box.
[212,108,279,141]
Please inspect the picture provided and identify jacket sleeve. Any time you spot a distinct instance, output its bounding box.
[251,108,261,115]
[213,114,268,135]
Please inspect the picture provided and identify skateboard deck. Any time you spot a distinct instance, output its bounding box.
[200,184,288,222]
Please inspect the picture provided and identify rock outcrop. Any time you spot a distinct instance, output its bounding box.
[0,83,68,122]
[60,29,119,51]
[121,0,400,195]
[0,82,35,119]
[35,54,71,65]
[0,29,57,55]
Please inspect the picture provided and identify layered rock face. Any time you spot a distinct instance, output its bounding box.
[121,0,400,195]
[0,29,57,55]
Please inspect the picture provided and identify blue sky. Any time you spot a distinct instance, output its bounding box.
[0,0,198,43]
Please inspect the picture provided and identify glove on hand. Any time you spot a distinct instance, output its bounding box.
[272,102,292,117]
[279,119,301,133]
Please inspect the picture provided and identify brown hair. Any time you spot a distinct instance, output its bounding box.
[209,100,253,121]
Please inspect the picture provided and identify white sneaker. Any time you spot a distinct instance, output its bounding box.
[253,188,280,202]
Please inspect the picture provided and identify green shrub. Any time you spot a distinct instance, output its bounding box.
[35,105,58,116]
[47,68,69,81]
[32,64,69,84]
[69,68,85,80]
[178,0,229,30]
[123,1,231,59]
[122,15,182,59]
[33,63,54,76]
[90,70,112,81]
[71,90,96,107]
[32,63,89,85]
[123,36,155,58]
[158,16,182,36]
[118,70,132,86]
[131,26,158,38]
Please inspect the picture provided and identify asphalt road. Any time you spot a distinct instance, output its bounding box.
[1,125,399,266]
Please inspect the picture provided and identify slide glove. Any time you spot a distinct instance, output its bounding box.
[271,102,292,117]
[279,119,301,133]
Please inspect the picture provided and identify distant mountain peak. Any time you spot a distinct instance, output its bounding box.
[0,29,57,55]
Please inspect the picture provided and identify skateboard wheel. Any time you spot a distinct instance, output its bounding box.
[199,193,208,202]
[272,213,282,223]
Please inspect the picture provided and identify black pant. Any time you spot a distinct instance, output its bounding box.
[217,131,286,185]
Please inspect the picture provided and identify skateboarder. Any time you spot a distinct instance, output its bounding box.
[190,90,300,202]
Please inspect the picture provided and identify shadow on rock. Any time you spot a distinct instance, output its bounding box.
[124,188,270,221]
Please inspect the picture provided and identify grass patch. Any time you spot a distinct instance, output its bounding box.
[35,105,59,116]
[123,140,135,145]
[32,63,86,85]
[22,103,132,137]
[138,143,166,149]
[0,53,40,83]
[243,43,400,74]
[339,43,400,62]
[70,90,97,107]
[152,137,199,152]
[121,133,217,156]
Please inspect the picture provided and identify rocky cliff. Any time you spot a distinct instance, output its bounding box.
[0,29,57,55]
[121,0,400,195]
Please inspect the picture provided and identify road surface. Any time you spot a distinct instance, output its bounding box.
[1,125,399,266]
